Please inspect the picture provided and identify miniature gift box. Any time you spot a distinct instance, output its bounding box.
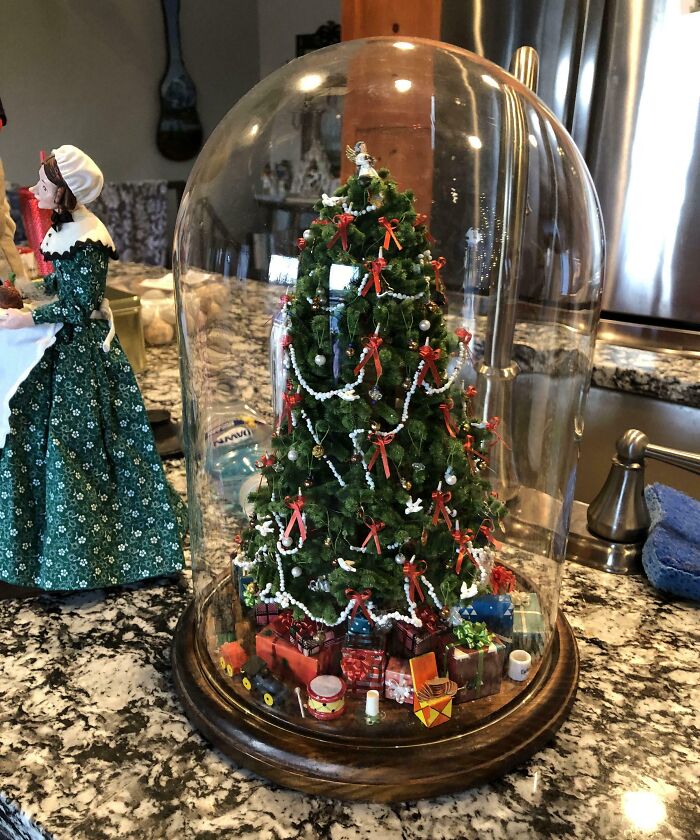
[409,652,456,728]
[290,618,344,678]
[511,592,546,656]
[254,602,280,626]
[384,656,414,704]
[256,625,338,684]
[460,594,514,639]
[340,642,386,695]
[394,606,451,658]
[446,622,506,704]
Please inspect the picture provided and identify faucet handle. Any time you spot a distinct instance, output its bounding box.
[587,429,700,544]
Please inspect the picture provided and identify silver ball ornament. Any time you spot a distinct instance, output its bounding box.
[291,566,303,577]
[302,229,313,242]
[282,536,293,547]
[446,473,457,486]
[287,449,298,462]
[395,552,406,565]
[314,354,326,366]
[419,319,431,331]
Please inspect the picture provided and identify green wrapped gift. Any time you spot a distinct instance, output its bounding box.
[511,592,546,656]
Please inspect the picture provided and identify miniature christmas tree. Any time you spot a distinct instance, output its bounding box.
[237,143,505,628]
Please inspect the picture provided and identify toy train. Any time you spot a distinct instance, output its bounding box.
[240,655,289,707]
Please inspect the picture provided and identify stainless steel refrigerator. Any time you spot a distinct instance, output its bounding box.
[442,0,700,345]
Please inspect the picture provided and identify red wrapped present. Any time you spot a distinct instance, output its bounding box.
[446,633,506,704]
[254,602,280,626]
[393,606,452,658]
[268,611,294,638]
[384,656,414,704]
[256,625,340,684]
[340,644,386,695]
[290,617,344,657]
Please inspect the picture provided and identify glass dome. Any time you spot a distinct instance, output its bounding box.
[173,37,603,799]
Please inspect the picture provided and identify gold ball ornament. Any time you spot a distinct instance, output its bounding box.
[401,479,412,491]
[312,444,325,458]
[408,340,419,351]
[324,537,332,548]
[440,606,450,619]
[346,346,356,358]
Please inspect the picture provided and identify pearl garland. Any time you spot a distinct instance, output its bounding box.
[299,408,347,487]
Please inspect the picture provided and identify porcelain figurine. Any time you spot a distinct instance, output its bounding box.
[0,145,185,590]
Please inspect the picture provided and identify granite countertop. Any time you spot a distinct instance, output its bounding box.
[1,340,698,840]
[108,263,700,409]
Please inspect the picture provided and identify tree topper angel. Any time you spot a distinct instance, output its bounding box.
[346,140,378,180]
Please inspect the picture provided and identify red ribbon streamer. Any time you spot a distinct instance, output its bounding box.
[284,495,307,542]
[327,213,354,251]
[354,334,383,378]
[367,432,395,478]
[416,345,442,387]
[361,519,385,554]
[431,488,453,529]
[378,216,403,250]
[431,256,447,293]
[345,588,373,623]
[403,560,427,603]
[362,257,386,297]
[439,399,457,437]
[452,528,476,575]
[278,390,302,433]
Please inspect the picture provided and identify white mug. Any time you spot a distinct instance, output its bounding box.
[508,649,532,681]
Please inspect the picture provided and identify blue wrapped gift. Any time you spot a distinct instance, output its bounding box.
[348,615,373,636]
[460,594,513,639]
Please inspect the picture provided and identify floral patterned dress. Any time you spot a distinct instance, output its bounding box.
[0,242,185,590]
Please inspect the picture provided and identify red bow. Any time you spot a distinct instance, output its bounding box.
[362,257,386,297]
[465,385,477,399]
[479,520,502,550]
[416,345,442,387]
[452,528,476,574]
[327,213,355,251]
[272,610,294,637]
[439,399,457,437]
[431,488,453,529]
[361,519,385,554]
[292,617,317,639]
[284,494,307,542]
[278,390,302,434]
[354,334,383,378]
[413,213,436,243]
[431,257,447,293]
[378,216,403,250]
[403,559,427,603]
[256,452,276,469]
[297,237,306,251]
[415,603,440,632]
[486,416,511,450]
[367,432,395,478]
[346,588,373,623]
[490,565,516,595]
[455,327,472,344]
[280,293,293,306]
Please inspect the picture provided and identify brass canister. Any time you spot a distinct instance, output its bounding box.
[105,285,147,372]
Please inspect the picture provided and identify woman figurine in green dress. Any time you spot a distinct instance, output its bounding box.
[0,145,185,590]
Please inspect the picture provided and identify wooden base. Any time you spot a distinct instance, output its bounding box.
[172,600,579,803]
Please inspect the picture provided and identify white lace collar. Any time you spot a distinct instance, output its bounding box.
[40,205,117,260]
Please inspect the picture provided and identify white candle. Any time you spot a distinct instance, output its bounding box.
[365,689,380,718]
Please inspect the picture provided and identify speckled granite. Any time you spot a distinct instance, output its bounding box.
[110,263,700,408]
[1,338,698,840]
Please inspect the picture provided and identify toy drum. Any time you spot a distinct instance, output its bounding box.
[307,675,346,720]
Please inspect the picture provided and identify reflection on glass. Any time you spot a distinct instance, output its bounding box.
[621,790,667,834]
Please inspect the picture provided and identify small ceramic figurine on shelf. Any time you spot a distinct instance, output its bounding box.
[0,145,185,590]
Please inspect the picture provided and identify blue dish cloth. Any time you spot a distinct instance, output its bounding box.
[642,483,700,601]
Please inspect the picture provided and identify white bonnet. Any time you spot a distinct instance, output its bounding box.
[50,145,104,205]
